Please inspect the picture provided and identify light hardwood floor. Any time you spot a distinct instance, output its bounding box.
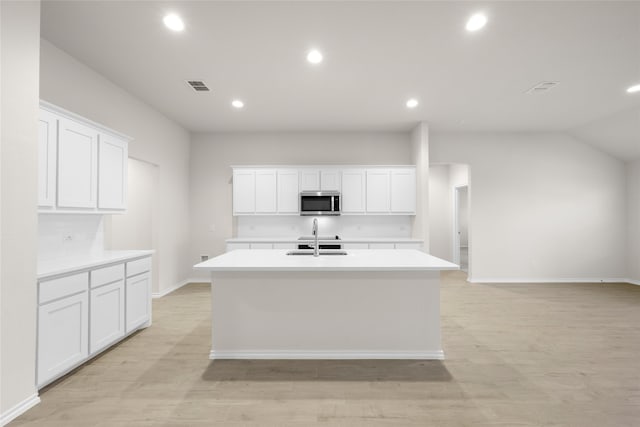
[11,271,640,426]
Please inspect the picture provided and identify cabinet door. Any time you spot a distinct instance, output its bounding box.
[126,272,151,333]
[299,169,320,191]
[57,118,99,208]
[98,134,128,210]
[341,169,366,213]
[277,169,299,213]
[90,280,125,354]
[38,291,89,387]
[391,169,416,214]
[38,110,58,207]
[320,170,341,191]
[255,169,277,213]
[366,170,390,213]
[233,170,255,214]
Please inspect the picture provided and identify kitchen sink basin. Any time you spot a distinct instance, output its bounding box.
[286,250,348,256]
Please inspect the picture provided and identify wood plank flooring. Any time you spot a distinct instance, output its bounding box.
[10,271,640,426]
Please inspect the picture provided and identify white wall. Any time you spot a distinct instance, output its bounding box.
[38,215,104,261]
[1,0,41,422]
[410,123,430,251]
[428,165,453,261]
[190,132,411,277]
[430,132,627,282]
[628,159,640,283]
[39,40,192,294]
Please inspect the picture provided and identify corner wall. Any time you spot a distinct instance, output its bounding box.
[410,123,429,251]
[628,159,640,284]
[430,132,627,282]
[1,0,41,423]
[39,40,192,295]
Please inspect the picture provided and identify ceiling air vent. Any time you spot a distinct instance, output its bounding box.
[186,80,210,92]
[526,81,559,94]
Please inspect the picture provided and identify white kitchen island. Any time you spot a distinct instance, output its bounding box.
[194,249,457,360]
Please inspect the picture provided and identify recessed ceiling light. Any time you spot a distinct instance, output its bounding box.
[307,49,323,64]
[406,98,419,109]
[163,13,184,32]
[627,84,640,94]
[466,13,487,32]
[231,100,244,109]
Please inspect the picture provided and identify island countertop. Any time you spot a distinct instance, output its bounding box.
[193,249,458,272]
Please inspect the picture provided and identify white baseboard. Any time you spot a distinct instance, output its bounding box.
[1,393,40,426]
[152,277,211,298]
[209,349,444,360]
[468,277,631,284]
[625,278,640,286]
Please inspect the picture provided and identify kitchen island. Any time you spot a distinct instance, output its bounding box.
[194,249,457,360]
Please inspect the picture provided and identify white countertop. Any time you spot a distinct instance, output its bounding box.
[226,237,424,243]
[38,250,154,280]
[194,249,458,272]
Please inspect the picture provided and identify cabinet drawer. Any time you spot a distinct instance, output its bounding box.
[91,263,124,289]
[126,257,151,278]
[39,272,88,305]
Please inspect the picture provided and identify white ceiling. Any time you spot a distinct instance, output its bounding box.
[41,1,640,159]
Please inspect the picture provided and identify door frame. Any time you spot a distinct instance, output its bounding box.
[452,185,469,272]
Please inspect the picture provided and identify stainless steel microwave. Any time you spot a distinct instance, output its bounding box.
[299,191,341,216]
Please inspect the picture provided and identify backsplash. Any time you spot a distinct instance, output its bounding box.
[236,215,412,238]
[38,214,105,261]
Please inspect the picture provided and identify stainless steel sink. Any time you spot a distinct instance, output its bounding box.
[286,250,348,256]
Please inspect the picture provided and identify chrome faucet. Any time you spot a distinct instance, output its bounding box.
[312,218,319,257]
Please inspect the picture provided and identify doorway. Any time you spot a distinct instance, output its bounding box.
[453,185,469,272]
[104,158,160,292]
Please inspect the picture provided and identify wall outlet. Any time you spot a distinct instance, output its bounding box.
[200,254,209,262]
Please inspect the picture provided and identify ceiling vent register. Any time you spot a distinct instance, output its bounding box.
[526,81,559,94]
[186,80,210,92]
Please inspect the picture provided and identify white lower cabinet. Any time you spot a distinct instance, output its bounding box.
[37,256,152,388]
[126,272,151,333]
[37,273,89,388]
[90,280,125,354]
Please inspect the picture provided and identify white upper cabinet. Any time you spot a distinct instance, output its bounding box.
[341,169,366,214]
[38,110,58,207]
[98,134,128,210]
[277,169,299,214]
[366,169,391,213]
[233,169,256,215]
[299,169,341,192]
[390,168,416,214]
[39,102,130,213]
[255,169,277,213]
[299,169,321,191]
[57,118,99,209]
[320,169,341,191]
[232,166,415,216]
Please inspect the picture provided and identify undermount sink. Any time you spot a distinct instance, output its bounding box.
[286,250,348,256]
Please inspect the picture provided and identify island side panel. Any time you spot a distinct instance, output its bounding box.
[209,270,442,359]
